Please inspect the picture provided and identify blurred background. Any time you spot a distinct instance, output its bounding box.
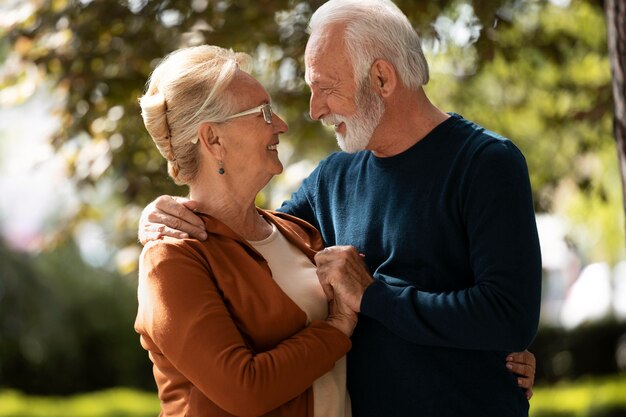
[1,0,625,416]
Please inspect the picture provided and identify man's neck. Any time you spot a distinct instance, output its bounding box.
[368,89,449,158]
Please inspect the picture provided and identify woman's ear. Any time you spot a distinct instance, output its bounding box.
[197,121,224,160]
[370,59,397,97]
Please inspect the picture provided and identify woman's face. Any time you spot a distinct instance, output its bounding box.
[218,71,288,185]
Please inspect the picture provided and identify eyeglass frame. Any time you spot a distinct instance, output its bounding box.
[221,103,273,125]
[192,103,273,144]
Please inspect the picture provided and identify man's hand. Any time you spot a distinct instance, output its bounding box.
[314,246,374,313]
[506,350,536,400]
[326,296,358,337]
[138,195,207,245]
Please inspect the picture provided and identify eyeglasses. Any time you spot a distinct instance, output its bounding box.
[192,103,274,144]
[222,103,273,125]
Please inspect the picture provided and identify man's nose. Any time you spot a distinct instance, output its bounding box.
[309,89,328,121]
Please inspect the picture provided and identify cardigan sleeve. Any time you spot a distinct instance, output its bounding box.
[136,240,351,417]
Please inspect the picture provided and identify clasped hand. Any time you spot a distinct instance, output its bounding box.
[315,246,374,337]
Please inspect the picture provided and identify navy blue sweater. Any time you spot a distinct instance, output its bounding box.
[279,114,542,417]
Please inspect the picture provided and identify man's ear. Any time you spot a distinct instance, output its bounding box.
[197,122,224,160]
[370,59,397,97]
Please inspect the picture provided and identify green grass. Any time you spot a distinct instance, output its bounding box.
[2,374,626,417]
[0,388,159,417]
[530,373,626,417]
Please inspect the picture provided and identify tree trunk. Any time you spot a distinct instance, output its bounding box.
[605,0,626,245]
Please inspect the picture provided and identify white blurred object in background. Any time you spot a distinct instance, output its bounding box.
[560,262,612,329]
[613,260,626,320]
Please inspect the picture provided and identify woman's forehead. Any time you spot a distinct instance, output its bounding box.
[229,70,270,105]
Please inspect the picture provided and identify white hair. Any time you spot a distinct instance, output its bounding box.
[308,0,429,90]
[139,45,251,184]
[323,77,386,152]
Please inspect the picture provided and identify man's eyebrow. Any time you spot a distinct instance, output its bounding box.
[304,72,315,86]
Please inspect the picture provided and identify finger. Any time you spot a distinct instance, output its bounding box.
[138,230,163,245]
[507,350,536,367]
[314,250,345,273]
[180,197,200,211]
[153,195,180,213]
[176,197,206,228]
[315,264,337,299]
[315,245,353,261]
[525,388,533,400]
[314,247,343,266]
[317,248,360,270]
[317,266,346,293]
[317,259,353,289]
[317,254,373,302]
[506,361,534,379]
[348,252,370,276]
[332,246,369,273]
[517,376,533,390]
[147,211,207,240]
[153,224,190,240]
[151,195,204,231]
[158,196,206,230]
[315,261,349,301]
[315,260,333,282]
[314,249,329,265]
[318,280,334,300]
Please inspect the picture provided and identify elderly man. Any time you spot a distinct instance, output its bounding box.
[139,0,541,416]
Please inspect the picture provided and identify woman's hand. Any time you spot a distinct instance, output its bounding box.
[315,246,373,313]
[326,295,358,338]
[506,350,536,399]
[138,195,207,244]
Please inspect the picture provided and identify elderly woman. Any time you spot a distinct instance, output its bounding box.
[135,45,355,417]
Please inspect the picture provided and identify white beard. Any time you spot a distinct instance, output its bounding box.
[323,80,385,153]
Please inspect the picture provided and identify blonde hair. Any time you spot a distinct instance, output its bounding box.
[308,0,429,90]
[139,45,251,185]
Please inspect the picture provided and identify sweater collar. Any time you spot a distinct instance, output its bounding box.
[196,208,321,262]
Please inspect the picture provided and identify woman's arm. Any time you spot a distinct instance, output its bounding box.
[136,240,352,416]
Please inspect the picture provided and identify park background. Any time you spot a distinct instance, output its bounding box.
[1,0,626,415]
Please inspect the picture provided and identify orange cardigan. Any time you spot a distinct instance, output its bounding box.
[135,209,351,417]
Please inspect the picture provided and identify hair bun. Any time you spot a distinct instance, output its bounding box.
[139,90,172,160]
[139,45,252,185]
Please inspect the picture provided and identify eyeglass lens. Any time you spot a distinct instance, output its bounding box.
[262,105,272,124]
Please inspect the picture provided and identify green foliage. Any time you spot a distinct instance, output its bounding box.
[0,0,623,403]
[0,240,153,394]
[2,0,329,207]
[2,0,622,264]
[0,388,159,417]
[2,374,626,417]
[529,320,626,383]
[0,0,514,196]
[530,374,626,417]
[429,0,612,206]
[424,0,624,263]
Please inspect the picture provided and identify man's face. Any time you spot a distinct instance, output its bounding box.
[304,26,385,153]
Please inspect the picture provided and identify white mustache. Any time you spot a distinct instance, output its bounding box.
[322,114,346,127]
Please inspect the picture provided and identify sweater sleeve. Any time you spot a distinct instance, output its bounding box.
[136,240,351,417]
[361,141,542,351]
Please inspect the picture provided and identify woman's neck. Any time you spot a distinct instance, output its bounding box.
[189,181,272,241]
